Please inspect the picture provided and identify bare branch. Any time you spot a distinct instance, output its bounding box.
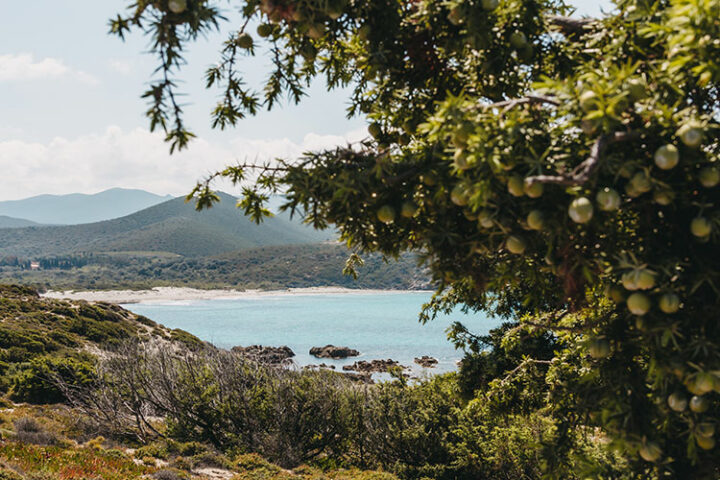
[547,15,597,36]
[481,95,561,114]
[526,131,638,186]
[499,357,553,386]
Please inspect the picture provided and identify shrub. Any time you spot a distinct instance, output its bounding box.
[152,469,188,480]
[135,442,170,461]
[172,441,209,457]
[10,354,95,404]
[235,454,284,476]
[13,417,58,446]
[169,329,204,350]
[68,342,631,478]
[189,451,233,469]
[86,435,106,450]
[169,456,192,471]
[0,469,23,480]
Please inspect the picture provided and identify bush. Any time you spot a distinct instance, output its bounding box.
[10,354,94,404]
[0,468,23,480]
[66,341,638,478]
[13,417,58,446]
[135,442,171,461]
[169,329,205,351]
[189,451,233,469]
[152,469,188,480]
[235,454,284,476]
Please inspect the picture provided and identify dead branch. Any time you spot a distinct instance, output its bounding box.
[526,131,637,186]
[499,358,554,386]
[547,15,597,36]
[482,95,561,113]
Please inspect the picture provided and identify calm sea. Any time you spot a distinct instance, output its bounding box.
[122,291,500,377]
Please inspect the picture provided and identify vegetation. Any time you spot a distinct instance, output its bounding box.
[0,286,625,479]
[0,284,198,404]
[57,336,629,480]
[111,0,720,476]
[0,243,426,291]
[0,406,396,480]
[0,217,40,229]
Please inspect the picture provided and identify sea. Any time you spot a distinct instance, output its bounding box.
[122,291,501,377]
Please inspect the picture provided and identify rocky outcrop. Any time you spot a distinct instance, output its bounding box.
[414,356,438,368]
[342,372,373,383]
[342,359,406,373]
[303,363,336,370]
[231,345,295,366]
[309,345,360,359]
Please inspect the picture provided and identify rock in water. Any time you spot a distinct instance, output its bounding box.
[303,363,336,370]
[309,345,360,359]
[414,356,438,368]
[342,359,406,373]
[343,372,373,383]
[231,345,295,366]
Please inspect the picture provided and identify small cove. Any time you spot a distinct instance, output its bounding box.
[123,291,501,377]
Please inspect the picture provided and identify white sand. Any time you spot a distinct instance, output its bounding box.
[42,286,424,304]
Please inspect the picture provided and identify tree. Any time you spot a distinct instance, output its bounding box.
[113,0,720,476]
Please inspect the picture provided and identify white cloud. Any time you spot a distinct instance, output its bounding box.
[0,126,367,201]
[0,53,99,85]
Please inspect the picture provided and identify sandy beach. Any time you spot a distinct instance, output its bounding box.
[42,286,425,304]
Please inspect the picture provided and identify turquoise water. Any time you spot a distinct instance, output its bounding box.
[123,292,500,376]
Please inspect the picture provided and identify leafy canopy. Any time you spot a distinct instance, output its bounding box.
[113,0,720,476]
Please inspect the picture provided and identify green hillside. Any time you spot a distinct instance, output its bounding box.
[0,193,333,258]
[0,284,203,404]
[0,188,172,225]
[0,243,428,291]
[0,216,40,229]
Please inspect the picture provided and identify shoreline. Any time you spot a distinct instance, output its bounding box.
[42,286,431,305]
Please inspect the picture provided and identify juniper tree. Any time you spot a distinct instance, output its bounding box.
[113,0,720,476]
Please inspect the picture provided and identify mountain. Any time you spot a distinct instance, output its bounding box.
[0,188,173,225]
[0,193,333,258]
[0,215,41,228]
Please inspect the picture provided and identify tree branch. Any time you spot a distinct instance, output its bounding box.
[499,357,553,386]
[482,95,560,114]
[547,15,597,36]
[526,131,637,186]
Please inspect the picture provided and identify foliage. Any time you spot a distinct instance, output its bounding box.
[0,244,427,292]
[0,468,24,480]
[0,408,399,480]
[113,0,720,475]
[65,342,630,479]
[0,285,191,404]
[11,418,59,447]
[0,441,150,480]
[10,355,96,405]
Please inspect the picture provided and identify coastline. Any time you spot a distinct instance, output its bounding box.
[42,286,430,305]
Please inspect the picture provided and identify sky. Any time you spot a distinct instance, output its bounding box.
[0,0,609,201]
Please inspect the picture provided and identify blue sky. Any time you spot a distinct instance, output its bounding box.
[0,0,609,200]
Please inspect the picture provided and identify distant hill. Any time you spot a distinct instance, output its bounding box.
[0,243,427,291]
[0,188,173,225]
[0,215,41,229]
[0,193,333,258]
